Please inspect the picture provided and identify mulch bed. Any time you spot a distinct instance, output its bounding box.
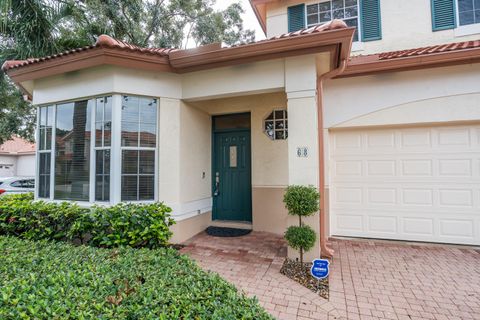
[280,258,329,300]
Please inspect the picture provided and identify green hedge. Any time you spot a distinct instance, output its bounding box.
[0,236,273,319]
[0,193,175,248]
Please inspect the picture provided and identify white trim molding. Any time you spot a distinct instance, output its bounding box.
[168,197,213,221]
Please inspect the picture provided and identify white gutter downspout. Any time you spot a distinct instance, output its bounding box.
[317,58,347,258]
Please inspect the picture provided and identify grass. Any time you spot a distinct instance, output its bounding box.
[0,236,273,319]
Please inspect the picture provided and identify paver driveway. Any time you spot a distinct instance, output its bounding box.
[181,232,480,320]
[181,231,341,320]
[329,238,480,320]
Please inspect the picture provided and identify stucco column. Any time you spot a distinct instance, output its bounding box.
[158,97,181,206]
[285,55,321,262]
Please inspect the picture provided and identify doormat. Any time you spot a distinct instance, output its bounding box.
[205,226,252,237]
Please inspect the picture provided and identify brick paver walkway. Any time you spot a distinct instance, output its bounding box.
[329,238,480,320]
[182,232,480,320]
[181,231,342,320]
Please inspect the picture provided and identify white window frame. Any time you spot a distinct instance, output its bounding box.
[119,95,159,203]
[305,0,362,45]
[35,93,159,206]
[455,0,480,37]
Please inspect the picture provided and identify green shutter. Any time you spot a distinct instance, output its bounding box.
[360,0,382,41]
[288,4,305,32]
[431,0,456,31]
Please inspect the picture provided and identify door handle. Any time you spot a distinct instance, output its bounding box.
[213,172,220,196]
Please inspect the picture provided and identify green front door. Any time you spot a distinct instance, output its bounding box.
[212,117,252,222]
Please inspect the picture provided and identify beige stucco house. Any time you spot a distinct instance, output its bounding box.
[0,136,35,177]
[3,0,480,260]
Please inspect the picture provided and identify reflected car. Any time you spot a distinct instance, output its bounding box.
[0,177,35,196]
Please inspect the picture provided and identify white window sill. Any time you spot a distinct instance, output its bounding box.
[454,24,480,37]
[351,41,364,52]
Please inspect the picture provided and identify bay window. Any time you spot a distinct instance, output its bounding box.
[36,94,158,204]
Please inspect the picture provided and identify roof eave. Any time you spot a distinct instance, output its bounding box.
[170,28,355,73]
[5,47,173,83]
[340,47,480,78]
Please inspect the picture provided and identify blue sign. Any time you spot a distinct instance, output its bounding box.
[311,259,330,279]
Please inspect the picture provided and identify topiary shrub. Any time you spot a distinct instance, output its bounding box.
[283,185,320,264]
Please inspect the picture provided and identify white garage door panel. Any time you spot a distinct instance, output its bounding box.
[330,124,480,245]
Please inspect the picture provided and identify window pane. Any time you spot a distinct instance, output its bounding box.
[139,98,157,124]
[319,2,331,11]
[122,150,138,174]
[307,4,318,14]
[95,175,110,202]
[320,12,332,22]
[39,153,51,198]
[333,9,344,19]
[139,176,154,200]
[345,0,357,7]
[139,151,155,174]
[213,113,251,130]
[345,6,357,18]
[460,10,475,25]
[307,14,319,25]
[122,176,138,201]
[140,123,156,147]
[54,100,92,201]
[95,122,103,147]
[332,0,344,10]
[459,0,474,11]
[121,121,139,147]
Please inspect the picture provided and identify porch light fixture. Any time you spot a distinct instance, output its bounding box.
[264,109,288,140]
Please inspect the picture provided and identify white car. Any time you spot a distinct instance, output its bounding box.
[0,177,35,196]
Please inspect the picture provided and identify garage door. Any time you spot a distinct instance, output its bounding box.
[329,124,480,245]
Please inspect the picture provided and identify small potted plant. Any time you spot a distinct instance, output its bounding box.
[283,185,319,265]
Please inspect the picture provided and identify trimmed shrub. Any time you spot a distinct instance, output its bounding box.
[0,193,175,248]
[284,225,316,253]
[283,185,319,218]
[283,185,320,264]
[0,236,273,319]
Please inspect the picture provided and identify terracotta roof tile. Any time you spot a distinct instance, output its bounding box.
[378,40,480,60]
[2,20,348,72]
[350,39,480,63]
[0,136,35,155]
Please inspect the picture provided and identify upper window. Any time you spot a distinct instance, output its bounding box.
[458,0,480,26]
[264,110,288,140]
[307,0,359,41]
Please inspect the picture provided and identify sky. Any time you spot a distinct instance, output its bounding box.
[214,0,266,41]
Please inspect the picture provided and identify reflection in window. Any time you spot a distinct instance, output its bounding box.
[458,0,480,26]
[38,106,53,198]
[264,110,288,140]
[54,100,92,201]
[121,96,157,201]
[307,0,359,41]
